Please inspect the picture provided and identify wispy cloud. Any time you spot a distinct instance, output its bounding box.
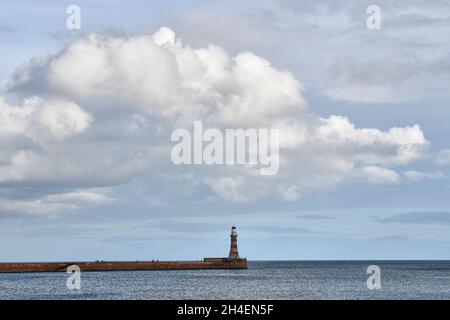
[245,225,317,235]
[154,221,225,233]
[296,214,338,220]
[376,212,450,225]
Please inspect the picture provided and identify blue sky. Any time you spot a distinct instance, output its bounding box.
[1,0,450,260]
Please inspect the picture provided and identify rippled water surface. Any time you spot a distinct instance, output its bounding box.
[1,261,450,299]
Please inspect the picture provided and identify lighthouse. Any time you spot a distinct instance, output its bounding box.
[228,226,240,259]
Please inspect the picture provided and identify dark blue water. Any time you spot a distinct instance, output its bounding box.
[1,261,450,299]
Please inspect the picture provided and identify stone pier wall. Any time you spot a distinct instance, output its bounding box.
[0,258,248,273]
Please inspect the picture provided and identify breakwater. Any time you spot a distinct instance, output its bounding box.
[0,258,248,273]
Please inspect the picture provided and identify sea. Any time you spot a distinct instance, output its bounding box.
[1,261,450,299]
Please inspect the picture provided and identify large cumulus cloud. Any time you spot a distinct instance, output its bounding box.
[0,27,431,211]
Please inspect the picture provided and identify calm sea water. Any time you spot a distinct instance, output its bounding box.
[1,261,450,299]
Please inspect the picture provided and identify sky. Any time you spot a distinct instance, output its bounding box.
[1,0,450,260]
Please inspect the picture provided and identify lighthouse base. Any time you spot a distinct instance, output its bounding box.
[203,257,248,269]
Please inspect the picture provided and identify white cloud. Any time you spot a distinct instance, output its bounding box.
[32,99,92,141]
[315,116,427,166]
[0,190,114,216]
[436,149,450,166]
[325,86,401,104]
[324,57,417,104]
[0,27,434,209]
[8,29,307,126]
[153,27,180,46]
[205,176,267,203]
[156,0,450,107]
[0,96,92,142]
[403,170,445,182]
[280,185,301,201]
[360,166,401,185]
[45,191,115,205]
